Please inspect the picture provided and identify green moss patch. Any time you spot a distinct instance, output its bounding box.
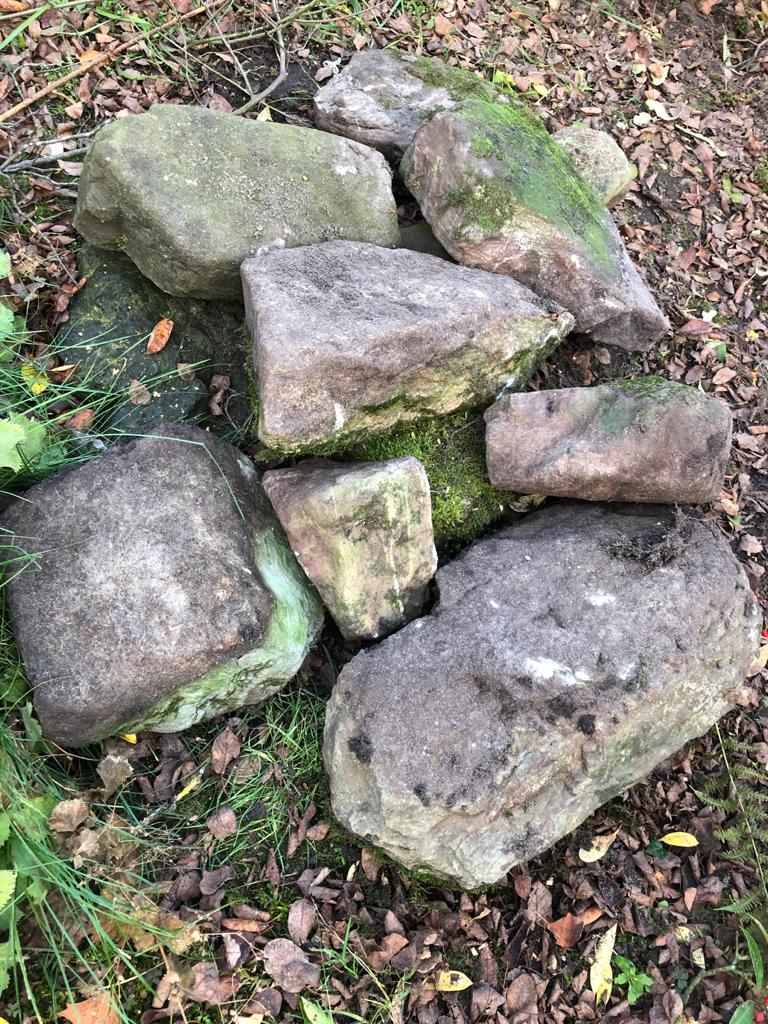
[406,55,499,102]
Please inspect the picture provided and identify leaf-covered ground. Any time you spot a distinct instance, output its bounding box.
[1,1,768,1022]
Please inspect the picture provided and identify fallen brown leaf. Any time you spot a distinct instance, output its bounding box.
[127,379,151,406]
[183,961,240,1005]
[210,726,240,774]
[146,318,174,354]
[548,912,584,949]
[262,937,321,993]
[97,753,133,797]
[206,805,237,839]
[288,898,317,945]
[49,797,90,834]
[59,994,119,1024]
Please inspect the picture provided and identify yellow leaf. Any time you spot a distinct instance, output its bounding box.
[692,947,705,968]
[79,49,102,63]
[590,923,617,1006]
[675,925,694,942]
[21,362,49,396]
[120,733,137,744]
[256,105,273,121]
[660,831,699,848]
[176,775,200,801]
[435,970,473,992]
[579,828,620,863]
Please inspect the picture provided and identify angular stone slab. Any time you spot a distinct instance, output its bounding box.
[59,246,252,435]
[485,380,732,503]
[74,104,400,300]
[313,49,503,162]
[552,126,633,207]
[401,100,669,351]
[263,458,437,640]
[324,503,760,888]
[242,240,573,453]
[1,425,323,747]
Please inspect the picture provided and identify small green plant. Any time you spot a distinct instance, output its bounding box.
[613,954,653,1005]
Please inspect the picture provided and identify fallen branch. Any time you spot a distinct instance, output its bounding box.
[233,0,287,116]
[2,146,87,173]
[0,0,226,125]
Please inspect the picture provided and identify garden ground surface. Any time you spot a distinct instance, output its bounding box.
[1,0,768,1022]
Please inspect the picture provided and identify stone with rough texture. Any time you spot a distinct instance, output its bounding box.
[552,126,633,207]
[325,502,760,888]
[242,240,573,453]
[313,49,503,162]
[263,457,437,640]
[1,425,322,747]
[485,380,732,503]
[74,104,399,300]
[60,246,252,435]
[401,100,669,351]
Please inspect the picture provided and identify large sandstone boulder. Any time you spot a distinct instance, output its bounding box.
[74,104,399,300]
[313,50,503,162]
[401,100,669,351]
[241,241,573,453]
[324,503,760,888]
[485,380,732,503]
[263,458,437,640]
[60,246,251,435]
[1,426,323,747]
[552,126,634,207]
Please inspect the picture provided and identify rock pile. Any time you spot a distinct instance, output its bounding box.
[3,49,759,887]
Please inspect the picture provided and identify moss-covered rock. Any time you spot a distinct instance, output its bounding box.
[401,99,669,351]
[313,49,504,162]
[552,125,634,208]
[74,103,399,299]
[59,246,253,437]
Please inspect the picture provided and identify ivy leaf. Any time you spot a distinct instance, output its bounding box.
[0,414,47,473]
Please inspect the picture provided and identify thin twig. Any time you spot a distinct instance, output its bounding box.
[0,0,227,125]
[2,147,87,174]
[233,0,287,116]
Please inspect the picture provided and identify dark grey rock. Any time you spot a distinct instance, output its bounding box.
[324,502,760,887]
[2,425,322,747]
[263,457,437,640]
[485,380,732,503]
[242,240,573,453]
[313,49,503,162]
[60,246,252,437]
[399,221,453,261]
[401,100,669,351]
[74,104,400,299]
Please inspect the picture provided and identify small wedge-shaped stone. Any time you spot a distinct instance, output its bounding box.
[552,126,634,207]
[1,426,323,747]
[313,49,503,162]
[325,503,760,888]
[485,380,732,503]
[263,458,437,640]
[74,104,399,300]
[401,100,669,350]
[242,241,573,453]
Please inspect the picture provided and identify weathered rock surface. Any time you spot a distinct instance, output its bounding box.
[263,457,437,640]
[313,49,503,162]
[485,380,732,503]
[74,104,399,300]
[325,502,760,888]
[401,100,669,350]
[60,246,251,435]
[552,126,633,207]
[242,240,573,453]
[1,425,322,747]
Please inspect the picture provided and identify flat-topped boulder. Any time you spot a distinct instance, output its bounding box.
[263,458,437,640]
[313,49,503,162]
[401,100,669,350]
[74,104,399,300]
[60,246,251,435]
[552,126,633,207]
[1,426,322,747]
[484,380,732,503]
[241,240,573,453]
[324,502,760,888]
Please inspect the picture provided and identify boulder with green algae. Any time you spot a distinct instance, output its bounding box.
[263,457,437,641]
[0,425,323,747]
[313,49,505,162]
[59,246,252,435]
[242,240,573,454]
[401,100,669,351]
[552,125,634,208]
[485,380,732,503]
[74,104,400,300]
